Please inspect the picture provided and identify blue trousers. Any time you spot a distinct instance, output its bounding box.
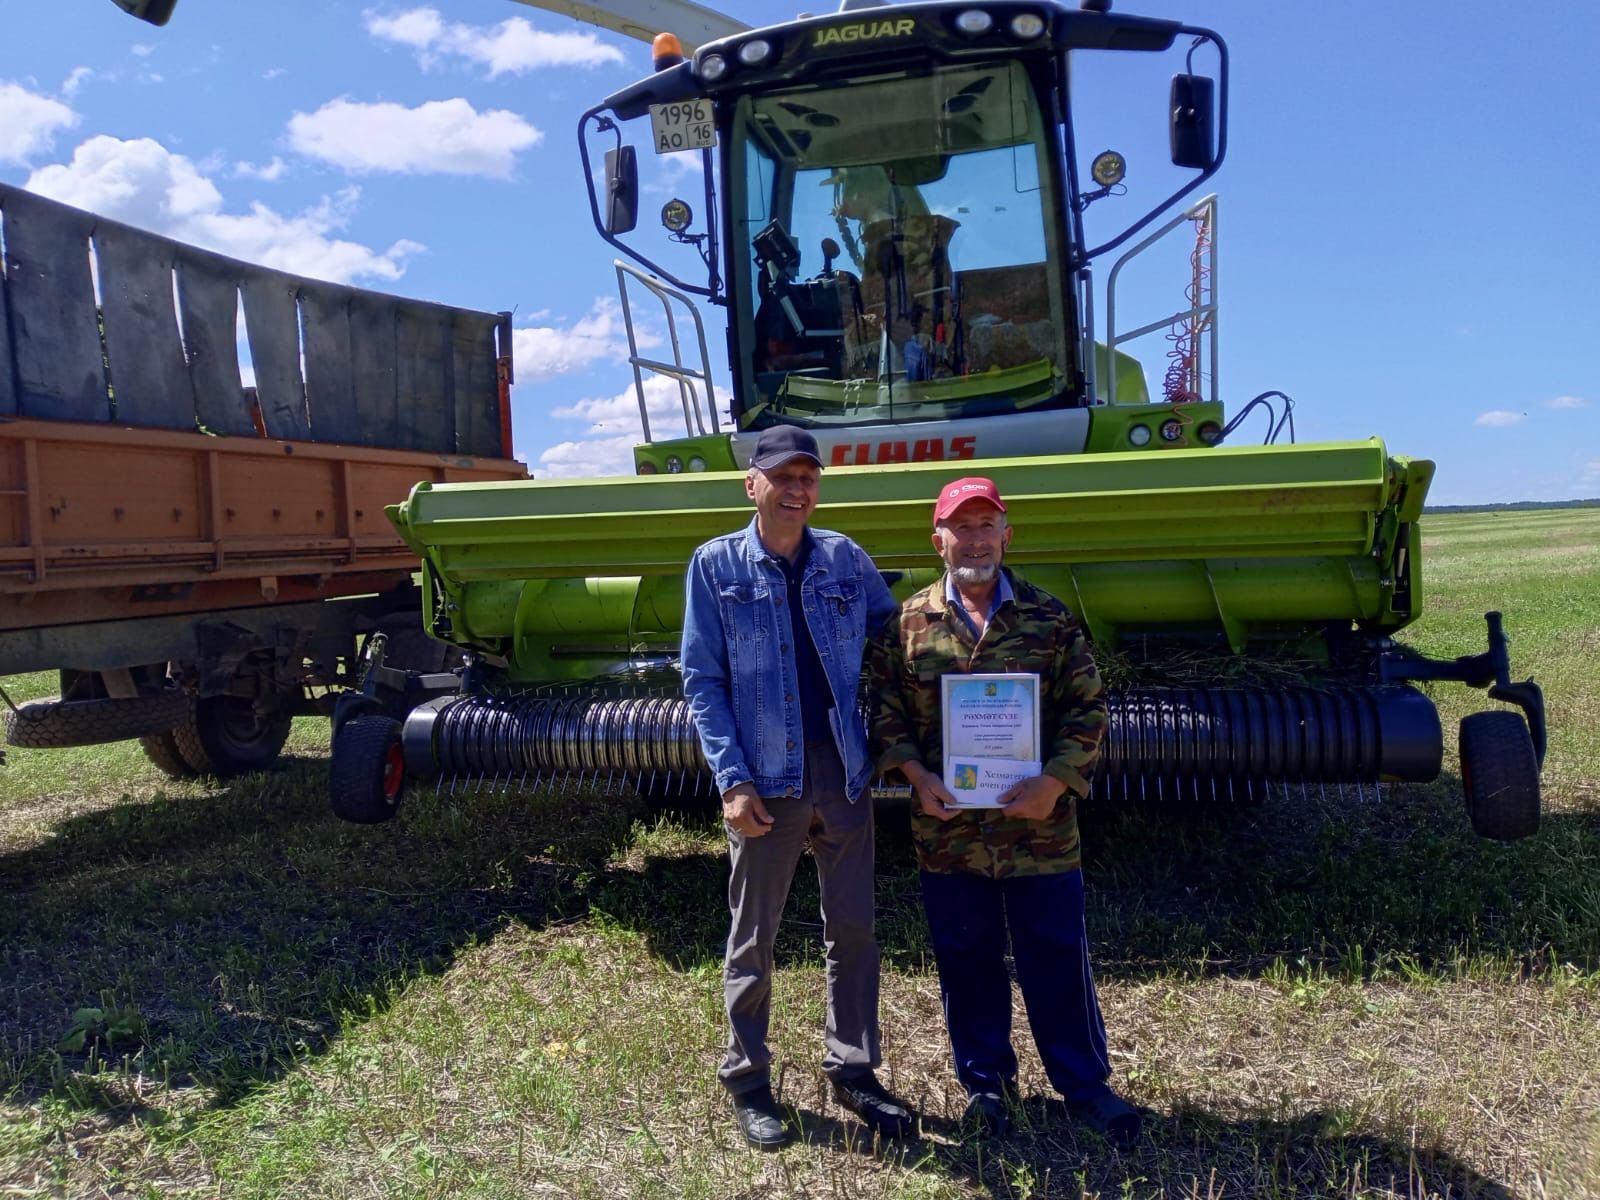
[919,867,1111,1102]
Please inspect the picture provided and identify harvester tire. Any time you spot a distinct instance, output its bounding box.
[1459,710,1541,841]
[170,696,293,778]
[330,715,406,824]
[3,690,192,749]
[139,731,200,779]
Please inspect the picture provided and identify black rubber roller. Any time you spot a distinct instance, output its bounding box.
[1098,685,1441,785]
[400,683,1442,791]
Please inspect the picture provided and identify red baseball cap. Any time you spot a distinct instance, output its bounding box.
[932,476,1006,525]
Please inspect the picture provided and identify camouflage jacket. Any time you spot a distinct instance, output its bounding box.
[869,570,1107,878]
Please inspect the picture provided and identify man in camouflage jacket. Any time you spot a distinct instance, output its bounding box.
[869,476,1142,1146]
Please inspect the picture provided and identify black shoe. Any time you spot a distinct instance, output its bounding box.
[1065,1089,1143,1149]
[832,1072,916,1139]
[962,1091,1010,1139]
[731,1085,793,1150]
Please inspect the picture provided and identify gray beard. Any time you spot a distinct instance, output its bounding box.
[952,563,999,585]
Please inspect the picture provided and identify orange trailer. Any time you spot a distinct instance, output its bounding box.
[0,182,525,775]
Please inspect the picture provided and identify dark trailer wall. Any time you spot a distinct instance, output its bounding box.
[0,182,524,775]
[0,181,510,456]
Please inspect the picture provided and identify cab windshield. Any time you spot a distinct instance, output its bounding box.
[732,60,1071,427]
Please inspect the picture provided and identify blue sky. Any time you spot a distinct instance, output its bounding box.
[4,0,1596,503]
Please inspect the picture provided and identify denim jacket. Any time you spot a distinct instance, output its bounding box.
[682,518,898,802]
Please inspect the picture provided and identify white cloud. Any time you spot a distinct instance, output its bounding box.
[234,156,287,182]
[0,81,78,164]
[365,5,623,77]
[366,6,444,49]
[262,67,287,81]
[551,373,689,435]
[533,373,728,478]
[643,150,705,197]
[131,43,155,57]
[61,67,94,98]
[510,298,639,379]
[1547,395,1589,409]
[1473,410,1526,427]
[25,135,422,284]
[537,435,638,478]
[287,97,540,178]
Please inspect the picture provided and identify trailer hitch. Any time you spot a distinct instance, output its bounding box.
[1378,611,1546,766]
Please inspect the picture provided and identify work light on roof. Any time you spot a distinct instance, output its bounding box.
[698,52,729,82]
[954,9,994,35]
[737,38,774,66]
[1009,13,1047,38]
[661,198,693,233]
[1091,150,1126,187]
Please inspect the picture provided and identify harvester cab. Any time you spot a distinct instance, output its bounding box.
[578,0,1230,474]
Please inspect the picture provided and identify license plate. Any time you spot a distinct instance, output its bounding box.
[649,99,716,154]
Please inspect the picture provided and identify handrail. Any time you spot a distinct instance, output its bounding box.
[613,260,719,443]
[1105,194,1218,410]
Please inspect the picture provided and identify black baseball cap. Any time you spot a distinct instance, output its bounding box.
[749,425,824,471]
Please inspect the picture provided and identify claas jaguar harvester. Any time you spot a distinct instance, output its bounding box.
[331,0,1545,838]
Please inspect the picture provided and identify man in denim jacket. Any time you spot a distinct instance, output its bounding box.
[681,425,912,1149]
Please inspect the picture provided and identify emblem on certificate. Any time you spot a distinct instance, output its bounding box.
[941,672,1042,808]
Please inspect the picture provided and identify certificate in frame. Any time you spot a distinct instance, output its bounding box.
[941,672,1042,808]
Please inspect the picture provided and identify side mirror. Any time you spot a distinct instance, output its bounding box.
[604,145,639,235]
[1169,74,1216,170]
[109,0,178,24]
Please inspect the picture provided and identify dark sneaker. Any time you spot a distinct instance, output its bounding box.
[832,1072,916,1139]
[962,1091,1010,1138]
[731,1085,793,1150]
[1065,1089,1143,1149]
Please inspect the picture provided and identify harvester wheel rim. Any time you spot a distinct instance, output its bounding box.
[383,742,406,799]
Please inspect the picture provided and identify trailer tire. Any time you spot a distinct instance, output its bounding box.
[170,696,293,778]
[1459,710,1541,841]
[139,731,199,779]
[329,715,406,824]
[4,690,193,749]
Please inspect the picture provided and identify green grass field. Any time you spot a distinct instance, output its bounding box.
[2,508,1597,1199]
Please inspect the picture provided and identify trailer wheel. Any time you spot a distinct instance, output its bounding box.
[329,715,406,823]
[3,689,192,749]
[139,731,199,779]
[171,696,293,778]
[1459,710,1541,841]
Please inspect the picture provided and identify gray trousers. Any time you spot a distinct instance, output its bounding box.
[719,738,881,1095]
